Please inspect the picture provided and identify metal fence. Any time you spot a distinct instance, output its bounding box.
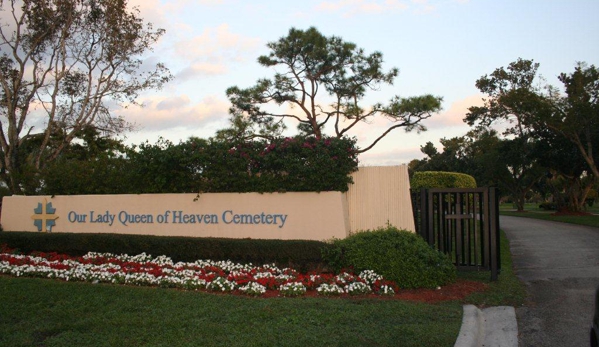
[411,188,500,281]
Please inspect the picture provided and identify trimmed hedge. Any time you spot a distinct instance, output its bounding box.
[0,232,329,272]
[195,136,358,193]
[42,135,359,195]
[322,227,457,289]
[411,171,477,190]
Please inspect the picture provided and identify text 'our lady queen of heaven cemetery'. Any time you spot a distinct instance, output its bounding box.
[67,210,288,228]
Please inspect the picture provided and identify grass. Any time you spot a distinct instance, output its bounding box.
[499,202,599,228]
[460,231,527,307]
[0,232,526,347]
[0,277,463,347]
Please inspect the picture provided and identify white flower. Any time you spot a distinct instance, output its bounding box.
[239,282,266,296]
[377,284,395,296]
[0,251,398,299]
[345,282,372,295]
[316,283,344,296]
[358,270,383,285]
[206,277,236,292]
[279,282,306,297]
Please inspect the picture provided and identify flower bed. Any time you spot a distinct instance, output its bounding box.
[0,245,398,298]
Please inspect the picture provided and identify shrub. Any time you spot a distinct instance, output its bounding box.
[196,136,358,193]
[39,135,359,195]
[539,202,557,210]
[322,226,456,289]
[411,171,477,191]
[586,189,597,207]
[0,232,328,272]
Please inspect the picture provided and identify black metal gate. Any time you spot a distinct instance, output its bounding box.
[412,188,500,280]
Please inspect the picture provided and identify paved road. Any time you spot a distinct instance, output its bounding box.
[501,216,599,347]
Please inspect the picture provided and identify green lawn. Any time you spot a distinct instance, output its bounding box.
[1,277,463,347]
[0,231,526,347]
[499,202,599,228]
[458,231,527,308]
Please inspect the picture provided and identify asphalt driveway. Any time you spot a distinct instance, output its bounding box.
[501,215,599,347]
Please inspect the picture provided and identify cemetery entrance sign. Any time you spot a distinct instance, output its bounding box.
[3,192,349,240]
[1,166,417,241]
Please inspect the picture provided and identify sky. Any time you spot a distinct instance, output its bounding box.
[119,0,599,166]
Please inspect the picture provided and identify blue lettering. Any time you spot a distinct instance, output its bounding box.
[278,214,288,228]
[90,211,116,226]
[172,210,183,223]
[118,211,128,226]
[68,211,86,223]
[204,214,218,224]
[222,210,233,224]
[221,210,287,228]
[118,211,153,226]
[172,210,219,224]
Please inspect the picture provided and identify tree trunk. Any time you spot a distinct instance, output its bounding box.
[514,190,526,212]
[558,176,595,212]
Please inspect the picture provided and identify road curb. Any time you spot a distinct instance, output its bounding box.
[454,305,485,347]
[454,305,518,347]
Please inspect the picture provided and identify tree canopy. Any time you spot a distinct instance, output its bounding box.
[0,0,172,194]
[463,58,598,211]
[465,58,542,137]
[223,27,443,153]
[39,135,359,195]
[545,63,599,179]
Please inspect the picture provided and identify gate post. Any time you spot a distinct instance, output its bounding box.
[489,187,500,281]
[418,189,429,242]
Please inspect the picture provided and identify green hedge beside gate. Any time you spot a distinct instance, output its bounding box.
[411,171,477,190]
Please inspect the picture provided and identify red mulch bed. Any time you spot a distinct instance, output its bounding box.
[391,279,488,303]
[236,279,489,303]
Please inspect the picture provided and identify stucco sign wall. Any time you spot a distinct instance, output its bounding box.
[1,192,350,241]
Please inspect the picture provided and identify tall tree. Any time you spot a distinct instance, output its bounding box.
[413,137,471,174]
[465,58,541,138]
[544,63,599,180]
[412,129,499,178]
[224,27,442,153]
[0,0,172,194]
[535,128,594,211]
[538,64,599,210]
[464,58,554,210]
[412,128,543,211]
[40,126,129,195]
[493,137,545,211]
[466,58,598,211]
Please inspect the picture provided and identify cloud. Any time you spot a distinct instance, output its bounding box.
[156,96,191,111]
[316,0,408,17]
[126,4,261,82]
[127,0,170,31]
[358,145,423,166]
[128,0,226,26]
[422,95,484,129]
[176,63,229,81]
[120,94,230,134]
[174,24,262,62]
[314,0,470,17]
[170,24,262,81]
